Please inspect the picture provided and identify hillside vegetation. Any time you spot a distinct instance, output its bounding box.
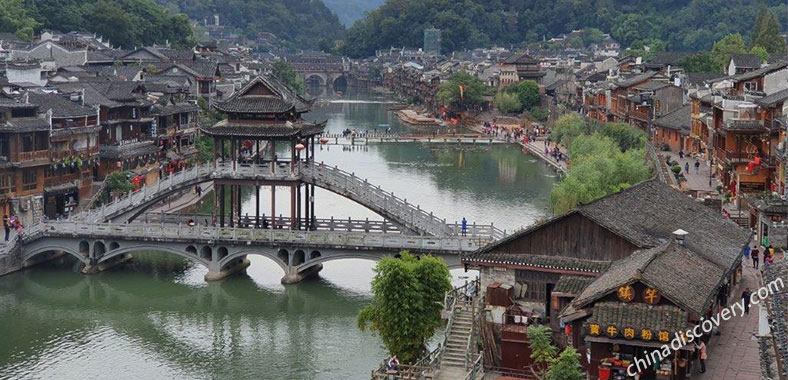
[341,0,788,57]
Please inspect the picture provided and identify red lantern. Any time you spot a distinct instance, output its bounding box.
[747,162,755,171]
[319,137,329,144]
[295,143,306,151]
[754,156,761,165]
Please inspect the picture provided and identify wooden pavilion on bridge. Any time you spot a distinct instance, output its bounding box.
[202,75,326,229]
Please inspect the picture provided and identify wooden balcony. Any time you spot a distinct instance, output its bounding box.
[45,172,80,187]
[18,150,49,161]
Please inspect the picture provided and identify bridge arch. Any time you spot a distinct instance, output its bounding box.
[22,245,89,266]
[304,73,327,87]
[78,241,90,256]
[333,75,348,92]
[219,249,289,273]
[96,244,211,269]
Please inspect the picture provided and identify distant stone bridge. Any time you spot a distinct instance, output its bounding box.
[287,58,350,89]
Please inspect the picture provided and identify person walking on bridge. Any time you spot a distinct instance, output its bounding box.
[461,217,468,237]
[3,214,9,242]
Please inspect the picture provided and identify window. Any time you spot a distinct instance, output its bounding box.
[22,170,37,191]
[745,82,759,92]
[0,175,13,194]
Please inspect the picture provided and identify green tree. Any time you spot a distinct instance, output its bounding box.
[272,60,305,94]
[514,80,541,111]
[751,10,787,55]
[527,325,557,378]
[599,122,647,152]
[493,92,522,114]
[711,34,747,73]
[551,114,588,147]
[625,39,665,61]
[677,52,717,73]
[357,252,451,363]
[749,46,769,63]
[105,171,134,196]
[545,347,585,380]
[437,71,487,111]
[193,136,214,163]
[528,106,549,122]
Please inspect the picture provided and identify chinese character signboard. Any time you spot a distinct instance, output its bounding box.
[617,285,635,302]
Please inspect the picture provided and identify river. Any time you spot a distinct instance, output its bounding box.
[0,94,558,380]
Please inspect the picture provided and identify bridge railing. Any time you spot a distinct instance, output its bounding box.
[139,214,405,234]
[37,221,489,253]
[302,162,454,237]
[76,162,298,223]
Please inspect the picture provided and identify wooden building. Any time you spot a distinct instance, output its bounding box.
[463,179,751,377]
[653,105,692,152]
[27,92,101,218]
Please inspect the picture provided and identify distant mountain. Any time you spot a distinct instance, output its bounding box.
[321,0,386,26]
[341,0,788,58]
[157,0,345,50]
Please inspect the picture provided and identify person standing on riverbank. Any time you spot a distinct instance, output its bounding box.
[3,214,9,242]
[461,217,467,236]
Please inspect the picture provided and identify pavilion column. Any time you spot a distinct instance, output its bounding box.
[290,185,296,229]
[255,140,260,165]
[220,184,226,227]
[271,186,276,229]
[212,137,218,168]
[290,140,295,174]
[310,183,315,228]
[304,182,310,230]
[255,184,260,227]
[229,184,235,227]
[296,183,302,229]
[231,138,237,172]
[236,185,242,226]
[270,140,276,174]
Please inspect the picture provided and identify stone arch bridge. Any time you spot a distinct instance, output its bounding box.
[20,222,468,284]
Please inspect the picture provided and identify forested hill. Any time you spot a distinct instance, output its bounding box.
[341,0,788,57]
[1,0,193,49]
[322,0,386,26]
[157,0,345,50]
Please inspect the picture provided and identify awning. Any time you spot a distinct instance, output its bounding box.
[585,336,694,351]
[44,182,78,196]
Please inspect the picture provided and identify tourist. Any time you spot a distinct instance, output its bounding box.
[465,280,476,302]
[461,217,467,237]
[694,160,700,174]
[14,219,23,236]
[695,340,707,373]
[765,254,774,266]
[684,162,689,174]
[3,214,9,242]
[742,288,752,315]
[743,244,750,265]
[195,185,202,197]
[752,245,760,269]
[767,245,775,260]
[386,355,399,371]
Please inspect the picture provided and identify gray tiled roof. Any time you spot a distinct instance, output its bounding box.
[27,92,95,118]
[572,240,724,315]
[201,120,325,138]
[472,180,750,274]
[214,75,313,114]
[463,252,611,274]
[654,104,691,132]
[756,88,788,108]
[615,71,657,88]
[585,301,691,334]
[730,54,762,69]
[553,275,597,296]
[732,62,788,82]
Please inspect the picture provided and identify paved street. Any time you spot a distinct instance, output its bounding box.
[694,261,761,380]
[660,151,720,193]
